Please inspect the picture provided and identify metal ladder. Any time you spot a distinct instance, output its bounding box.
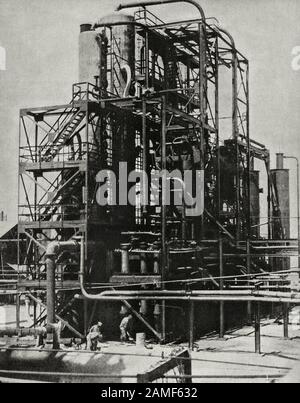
[42,110,85,162]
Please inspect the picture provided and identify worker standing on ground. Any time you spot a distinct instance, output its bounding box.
[86,321,103,351]
[120,314,134,343]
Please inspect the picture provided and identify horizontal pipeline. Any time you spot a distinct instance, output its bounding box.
[0,327,46,337]
[78,295,300,304]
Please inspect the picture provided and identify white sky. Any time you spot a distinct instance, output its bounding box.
[0,0,299,235]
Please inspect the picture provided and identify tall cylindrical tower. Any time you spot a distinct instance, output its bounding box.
[97,13,136,228]
[271,153,290,240]
[271,153,290,271]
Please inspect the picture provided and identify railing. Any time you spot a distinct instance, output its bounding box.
[135,8,165,27]
[19,140,93,163]
[18,205,86,223]
[72,82,102,102]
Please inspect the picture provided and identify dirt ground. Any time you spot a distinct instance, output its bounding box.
[1,304,300,383]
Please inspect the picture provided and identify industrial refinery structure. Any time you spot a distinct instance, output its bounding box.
[0,0,299,383]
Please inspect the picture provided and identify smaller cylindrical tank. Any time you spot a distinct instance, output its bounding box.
[271,154,290,239]
[98,13,135,97]
[271,154,290,271]
[79,25,108,89]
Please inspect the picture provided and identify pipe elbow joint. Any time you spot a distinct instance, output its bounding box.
[45,240,79,258]
[45,242,60,258]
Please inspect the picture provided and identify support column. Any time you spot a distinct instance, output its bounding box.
[161,96,167,343]
[33,296,37,329]
[161,95,167,282]
[153,253,160,274]
[198,22,206,239]
[219,238,225,338]
[254,302,261,354]
[142,98,149,225]
[233,50,240,241]
[246,239,252,324]
[46,256,56,330]
[84,299,88,336]
[121,244,130,274]
[161,300,166,343]
[16,293,20,329]
[283,303,289,339]
[189,301,195,350]
[140,252,147,275]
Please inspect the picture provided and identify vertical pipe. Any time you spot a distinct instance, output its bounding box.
[215,38,220,219]
[297,159,300,273]
[142,98,148,224]
[186,60,191,114]
[34,120,38,277]
[254,302,261,354]
[267,156,272,239]
[216,40,225,339]
[140,253,147,274]
[151,52,156,84]
[33,298,37,329]
[17,116,21,297]
[110,28,114,95]
[16,293,20,329]
[182,197,187,242]
[219,238,225,338]
[183,353,192,384]
[232,51,238,138]
[246,239,252,324]
[121,244,130,274]
[154,253,160,274]
[189,301,195,350]
[34,120,38,220]
[277,153,284,170]
[246,62,251,238]
[161,96,167,283]
[283,303,289,339]
[161,95,167,342]
[145,31,150,89]
[284,157,300,272]
[85,106,89,265]
[46,256,56,328]
[233,52,240,241]
[84,299,88,336]
[198,22,206,239]
[161,300,166,343]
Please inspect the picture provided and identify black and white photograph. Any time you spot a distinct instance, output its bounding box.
[0,0,300,386]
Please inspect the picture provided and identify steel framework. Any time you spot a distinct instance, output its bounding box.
[11,4,296,341]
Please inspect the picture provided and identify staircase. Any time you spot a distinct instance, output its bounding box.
[42,110,85,162]
[39,170,83,222]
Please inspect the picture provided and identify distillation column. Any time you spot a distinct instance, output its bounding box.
[271,153,290,271]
